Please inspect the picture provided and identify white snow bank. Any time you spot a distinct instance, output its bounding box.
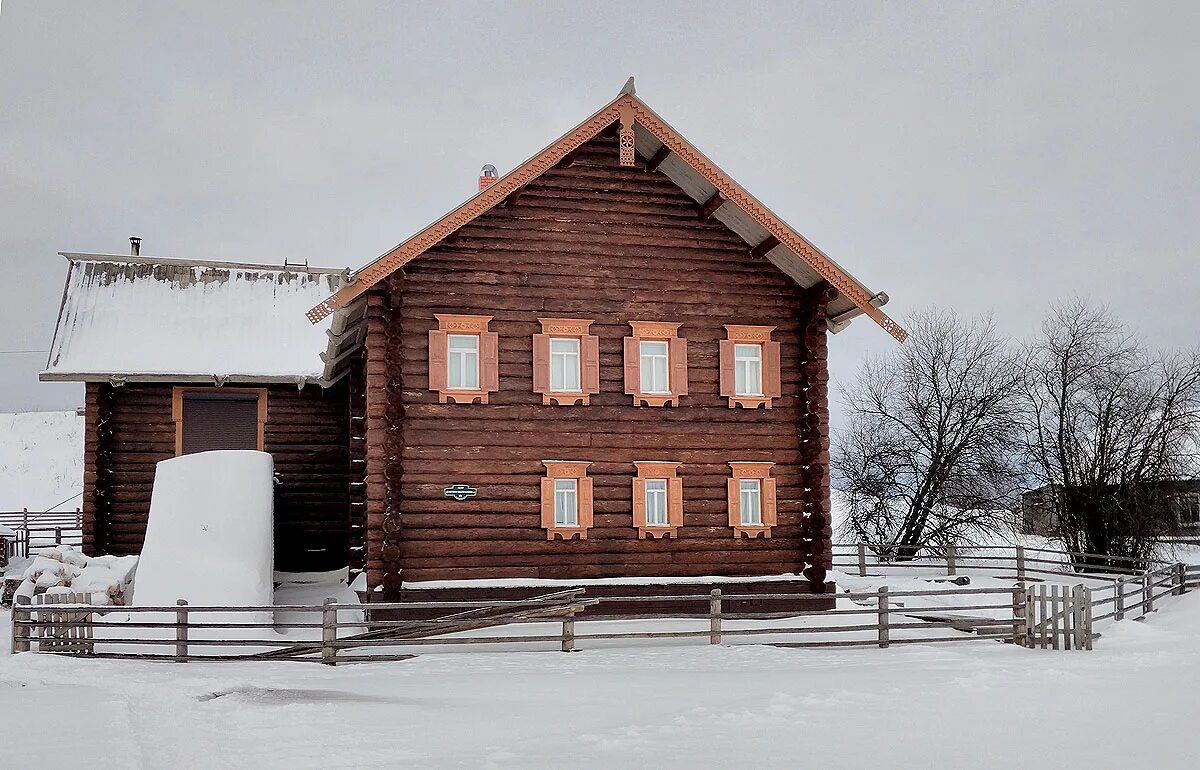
[0,523,16,538]
[0,410,83,511]
[131,451,274,612]
[273,569,364,634]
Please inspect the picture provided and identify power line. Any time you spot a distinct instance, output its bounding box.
[0,349,49,355]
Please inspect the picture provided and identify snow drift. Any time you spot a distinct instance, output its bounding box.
[131,450,274,610]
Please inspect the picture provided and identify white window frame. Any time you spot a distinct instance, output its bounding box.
[739,478,762,526]
[734,343,763,397]
[446,334,480,391]
[640,340,670,395]
[645,479,668,527]
[554,478,579,527]
[549,337,582,393]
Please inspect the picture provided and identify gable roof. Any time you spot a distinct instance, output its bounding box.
[306,81,906,344]
[42,253,347,385]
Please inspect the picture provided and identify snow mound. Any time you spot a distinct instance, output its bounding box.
[131,450,274,612]
[14,546,137,605]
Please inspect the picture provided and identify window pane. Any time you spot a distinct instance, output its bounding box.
[550,337,580,392]
[640,340,670,394]
[447,335,479,390]
[645,479,668,526]
[734,344,762,396]
[739,478,762,525]
[554,479,578,527]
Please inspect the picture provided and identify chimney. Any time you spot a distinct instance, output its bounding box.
[129,236,141,256]
[478,164,498,191]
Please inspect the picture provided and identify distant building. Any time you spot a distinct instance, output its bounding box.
[1021,481,1200,536]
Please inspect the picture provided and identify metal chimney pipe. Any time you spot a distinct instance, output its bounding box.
[129,236,141,256]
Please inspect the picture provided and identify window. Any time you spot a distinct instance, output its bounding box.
[720,326,781,408]
[727,462,776,537]
[541,461,593,539]
[172,387,267,456]
[734,344,763,397]
[640,341,670,394]
[429,315,499,404]
[1176,493,1200,527]
[645,479,668,526]
[550,338,581,393]
[533,318,600,405]
[624,322,688,407]
[554,478,578,527]
[739,479,762,525]
[632,461,684,538]
[447,334,480,390]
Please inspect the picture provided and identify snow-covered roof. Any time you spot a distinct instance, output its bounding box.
[42,254,347,384]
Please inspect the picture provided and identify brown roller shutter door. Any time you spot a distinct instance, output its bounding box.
[180,392,261,455]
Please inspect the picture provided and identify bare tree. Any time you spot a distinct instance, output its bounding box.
[1022,299,1200,565]
[834,308,1025,557]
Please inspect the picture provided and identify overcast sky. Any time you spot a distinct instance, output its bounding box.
[1,1,1197,417]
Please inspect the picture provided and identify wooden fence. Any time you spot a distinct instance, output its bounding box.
[10,584,1094,664]
[832,542,1198,587]
[0,509,84,560]
[9,542,1194,664]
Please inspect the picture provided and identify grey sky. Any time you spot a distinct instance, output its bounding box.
[2,1,1197,416]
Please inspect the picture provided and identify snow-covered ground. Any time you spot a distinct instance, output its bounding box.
[1,583,1196,768]
[0,410,83,512]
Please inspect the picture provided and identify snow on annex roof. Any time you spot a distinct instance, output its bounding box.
[41,253,348,385]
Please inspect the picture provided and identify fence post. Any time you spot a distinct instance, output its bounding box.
[1011,586,1027,647]
[1015,546,1026,585]
[1115,577,1125,621]
[21,509,28,528]
[877,586,890,648]
[175,599,188,663]
[11,596,31,653]
[1049,584,1060,650]
[1176,563,1187,596]
[945,544,956,576]
[709,589,722,645]
[1143,572,1152,614]
[561,612,576,652]
[1082,586,1093,651]
[54,527,62,546]
[321,598,337,666]
[857,542,867,577]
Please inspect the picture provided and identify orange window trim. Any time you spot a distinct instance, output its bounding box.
[533,318,599,406]
[728,462,777,538]
[430,314,498,404]
[632,461,684,538]
[171,386,268,457]
[624,321,687,407]
[720,325,781,409]
[540,460,594,540]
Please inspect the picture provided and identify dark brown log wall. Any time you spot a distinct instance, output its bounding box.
[372,130,831,590]
[84,382,351,572]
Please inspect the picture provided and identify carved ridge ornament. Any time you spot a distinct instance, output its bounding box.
[305,93,907,343]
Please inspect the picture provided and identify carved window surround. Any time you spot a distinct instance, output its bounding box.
[429,314,499,404]
[719,325,781,409]
[728,462,777,539]
[624,321,688,407]
[533,318,600,406]
[632,461,684,539]
[541,461,594,540]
